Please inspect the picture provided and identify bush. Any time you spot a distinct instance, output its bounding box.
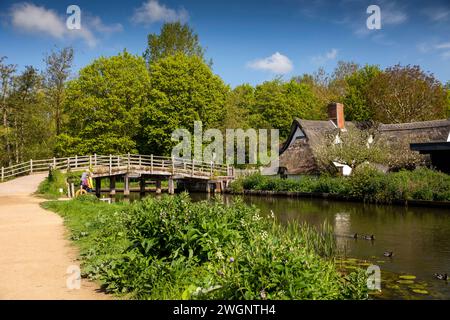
[37,169,67,199]
[238,169,450,203]
[43,194,368,300]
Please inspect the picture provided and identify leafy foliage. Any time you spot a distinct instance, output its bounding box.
[367,65,447,123]
[43,194,368,300]
[138,53,228,155]
[232,169,450,203]
[144,22,207,66]
[56,51,150,155]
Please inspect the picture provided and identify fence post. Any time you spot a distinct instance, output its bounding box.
[30,159,33,174]
[53,157,56,169]
[139,154,142,166]
[75,155,78,168]
[128,152,130,167]
[89,155,92,167]
[1,167,4,182]
[94,153,97,166]
[67,158,70,170]
[151,154,154,173]
[192,159,195,176]
[172,155,175,173]
[109,154,112,175]
[210,161,213,177]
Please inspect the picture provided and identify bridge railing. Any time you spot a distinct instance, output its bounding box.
[0,154,234,182]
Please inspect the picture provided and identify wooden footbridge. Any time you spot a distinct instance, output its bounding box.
[0,154,236,196]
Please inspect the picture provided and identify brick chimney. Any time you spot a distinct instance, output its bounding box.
[328,102,345,129]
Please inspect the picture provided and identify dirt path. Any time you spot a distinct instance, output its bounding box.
[0,174,110,299]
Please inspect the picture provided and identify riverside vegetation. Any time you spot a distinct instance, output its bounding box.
[230,166,450,204]
[41,186,368,299]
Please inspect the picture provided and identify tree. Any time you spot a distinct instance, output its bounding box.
[445,81,450,117]
[328,60,360,98]
[367,65,447,123]
[0,56,17,166]
[44,47,74,135]
[139,53,228,155]
[222,84,254,130]
[252,79,323,139]
[8,66,51,163]
[343,65,381,121]
[56,51,150,155]
[313,126,385,172]
[144,22,207,66]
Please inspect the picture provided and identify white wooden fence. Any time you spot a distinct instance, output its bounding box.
[0,154,234,182]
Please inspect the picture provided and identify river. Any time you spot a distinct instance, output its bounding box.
[106,191,450,299]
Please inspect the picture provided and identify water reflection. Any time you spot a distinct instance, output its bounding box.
[103,192,450,299]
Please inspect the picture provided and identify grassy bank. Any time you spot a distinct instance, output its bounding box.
[42,194,367,300]
[230,167,450,204]
[36,169,168,199]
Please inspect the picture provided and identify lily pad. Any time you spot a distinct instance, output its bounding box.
[412,289,429,295]
[358,262,371,267]
[386,284,401,290]
[397,279,415,285]
[399,275,416,280]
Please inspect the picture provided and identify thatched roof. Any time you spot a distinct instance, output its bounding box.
[279,117,450,174]
[377,119,450,144]
[281,118,450,153]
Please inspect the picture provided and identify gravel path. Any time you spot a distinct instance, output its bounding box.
[0,174,110,299]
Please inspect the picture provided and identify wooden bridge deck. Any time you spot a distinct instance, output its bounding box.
[1,154,236,196]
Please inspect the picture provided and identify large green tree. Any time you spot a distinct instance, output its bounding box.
[139,53,228,155]
[343,65,381,121]
[445,81,450,117]
[222,84,254,130]
[252,79,323,139]
[144,22,207,66]
[56,51,150,155]
[367,65,447,123]
[44,47,74,135]
[0,56,17,166]
[8,66,52,163]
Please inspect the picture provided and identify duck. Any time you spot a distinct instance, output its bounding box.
[364,234,375,241]
[383,251,394,257]
[434,273,448,281]
[352,233,358,239]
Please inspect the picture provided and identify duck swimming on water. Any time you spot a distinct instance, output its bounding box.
[383,251,393,257]
[364,234,375,241]
[434,273,448,281]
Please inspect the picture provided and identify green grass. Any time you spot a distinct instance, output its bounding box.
[36,169,169,199]
[230,167,450,204]
[37,170,74,199]
[42,194,368,300]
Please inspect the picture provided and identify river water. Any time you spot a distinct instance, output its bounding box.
[106,192,450,299]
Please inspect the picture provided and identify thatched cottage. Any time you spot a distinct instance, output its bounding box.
[278,103,450,175]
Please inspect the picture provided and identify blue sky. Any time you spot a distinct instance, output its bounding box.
[1,0,450,87]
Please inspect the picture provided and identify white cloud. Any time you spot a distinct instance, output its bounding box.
[422,7,450,22]
[10,3,66,38]
[416,39,450,61]
[311,49,338,65]
[89,16,123,34]
[132,0,189,25]
[383,10,407,25]
[435,42,450,49]
[9,3,122,48]
[441,51,450,60]
[247,52,293,74]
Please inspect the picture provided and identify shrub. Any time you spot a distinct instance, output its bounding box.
[237,169,450,203]
[44,194,368,300]
[37,169,67,198]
